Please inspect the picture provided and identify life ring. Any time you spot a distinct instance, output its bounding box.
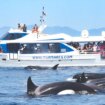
[81,29,89,38]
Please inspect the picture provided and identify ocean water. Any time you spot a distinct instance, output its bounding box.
[0,66,105,105]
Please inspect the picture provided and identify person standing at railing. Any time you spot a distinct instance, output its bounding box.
[93,44,97,52]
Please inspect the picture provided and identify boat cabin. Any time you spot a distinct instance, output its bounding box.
[1,42,76,54]
[0,29,30,53]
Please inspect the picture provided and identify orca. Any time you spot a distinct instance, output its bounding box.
[27,77,96,96]
[73,72,105,83]
[84,77,105,94]
[86,78,105,88]
[24,64,59,70]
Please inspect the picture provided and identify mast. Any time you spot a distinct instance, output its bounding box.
[40,6,46,25]
[38,3,47,34]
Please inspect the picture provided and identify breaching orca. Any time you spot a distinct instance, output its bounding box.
[27,77,95,96]
[73,72,105,83]
[24,64,59,70]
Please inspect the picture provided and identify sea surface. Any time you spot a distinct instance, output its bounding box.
[0,66,105,105]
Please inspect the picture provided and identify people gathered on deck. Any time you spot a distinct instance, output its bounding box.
[17,23,39,33]
[18,23,27,32]
[68,41,105,56]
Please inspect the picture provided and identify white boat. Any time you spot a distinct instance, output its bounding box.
[0,26,105,67]
[0,6,105,68]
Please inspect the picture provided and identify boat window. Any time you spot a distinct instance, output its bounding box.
[19,43,61,54]
[7,43,20,53]
[0,33,27,40]
[20,44,37,54]
[48,43,60,53]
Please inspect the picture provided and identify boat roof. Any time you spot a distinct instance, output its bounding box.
[0,28,105,44]
[0,32,72,43]
[1,33,105,44]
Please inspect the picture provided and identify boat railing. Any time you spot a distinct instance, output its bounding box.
[80,50,105,59]
[80,50,100,54]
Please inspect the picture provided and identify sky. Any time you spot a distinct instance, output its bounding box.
[0,0,105,30]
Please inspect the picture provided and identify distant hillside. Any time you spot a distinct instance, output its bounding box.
[0,25,105,37]
[43,26,105,36]
[89,28,105,36]
[43,26,80,36]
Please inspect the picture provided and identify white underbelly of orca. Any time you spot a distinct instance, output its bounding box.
[66,78,76,82]
[57,90,75,95]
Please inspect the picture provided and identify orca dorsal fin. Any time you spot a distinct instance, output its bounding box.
[52,64,59,70]
[27,76,38,95]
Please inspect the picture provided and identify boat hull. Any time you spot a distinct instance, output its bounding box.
[0,58,105,68]
[0,53,104,68]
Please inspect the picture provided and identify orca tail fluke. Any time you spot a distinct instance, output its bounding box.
[27,76,38,95]
[52,64,59,70]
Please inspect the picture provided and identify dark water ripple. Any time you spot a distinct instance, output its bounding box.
[0,67,105,105]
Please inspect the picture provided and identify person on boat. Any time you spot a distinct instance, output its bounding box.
[18,23,21,29]
[93,44,97,52]
[18,23,27,32]
[23,24,27,32]
[82,44,87,53]
[32,24,39,33]
[87,44,93,52]
[19,44,27,53]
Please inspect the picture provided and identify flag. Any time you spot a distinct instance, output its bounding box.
[42,11,46,16]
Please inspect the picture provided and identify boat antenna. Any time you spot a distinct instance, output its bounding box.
[40,6,46,25]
